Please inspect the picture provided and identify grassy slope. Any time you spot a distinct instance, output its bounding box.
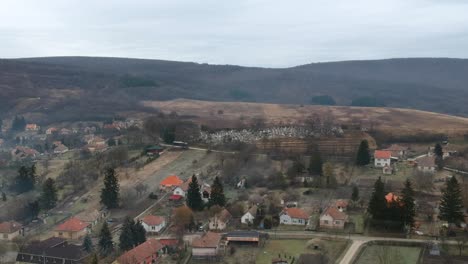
[143,99,468,134]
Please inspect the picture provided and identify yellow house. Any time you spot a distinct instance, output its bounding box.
[0,221,22,241]
[54,217,89,240]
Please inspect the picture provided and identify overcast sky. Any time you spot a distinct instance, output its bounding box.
[1,0,468,67]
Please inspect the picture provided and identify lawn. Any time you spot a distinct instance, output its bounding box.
[355,245,422,264]
[348,213,365,234]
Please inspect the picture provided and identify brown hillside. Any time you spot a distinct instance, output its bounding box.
[142,99,468,135]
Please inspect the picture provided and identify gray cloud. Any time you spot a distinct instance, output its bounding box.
[1,0,468,67]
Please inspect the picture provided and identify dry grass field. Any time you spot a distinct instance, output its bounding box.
[142,99,468,135]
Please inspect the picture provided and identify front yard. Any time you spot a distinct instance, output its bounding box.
[355,245,422,264]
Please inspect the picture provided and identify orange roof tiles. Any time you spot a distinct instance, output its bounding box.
[192,232,222,248]
[375,150,392,159]
[322,207,348,221]
[282,207,309,220]
[160,175,183,187]
[55,217,88,232]
[117,239,164,264]
[0,221,22,233]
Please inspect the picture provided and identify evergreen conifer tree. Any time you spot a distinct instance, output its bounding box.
[119,217,135,251]
[308,152,323,175]
[186,175,204,211]
[368,177,386,220]
[132,221,147,246]
[351,185,360,202]
[209,176,226,207]
[82,234,94,253]
[439,176,465,224]
[98,222,114,256]
[100,168,120,209]
[434,143,444,158]
[356,140,371,166]
[40,178,58,210]
[401,179,416,228]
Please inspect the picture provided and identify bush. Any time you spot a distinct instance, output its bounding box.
[148,192,158,200]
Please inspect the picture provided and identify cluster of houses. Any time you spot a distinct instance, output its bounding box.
[373,144,457,174]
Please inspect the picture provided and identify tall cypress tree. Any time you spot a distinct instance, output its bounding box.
[434,143,443,158]
[119,217,135,251]
[186,175,203,211]
[40,178,58,210]
[308,152,323,175]
[100,168,120,209]
[351,185,360,202]
[356,140,371,166]
[368,177,386,220]
[132,221,147,246]
[82,234,94,253]
[401,179,416,228]
[209,176,226,207]
[439,176,464,224]
[98,222,114,256]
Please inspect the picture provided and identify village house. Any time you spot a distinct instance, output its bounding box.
[46,127,58,135]
[114,238,164,264]
[144,145,164,156]
[191,232,223,260]
[25,123,40,131]
[241,205,257,224]
[172,178,211,202]
[209,209,232,230]
[54,144,69,154]
[374,150,392,168]
[384,144,409,159]
[16,237,89,264]
[0,221,22,241]
[160,175,184,190]
[416,156,436,173]
[141,215,166,234]
[319,207,349,229]
[279,207,309,225]
[11,146,39,161]
[76,209,103,227]
[54,217,89,240]
[59,128,72,135]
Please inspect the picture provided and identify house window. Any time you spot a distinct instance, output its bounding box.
[152,226,155,230]
[335,221,341,225]
[59,232,63,236]
[3,234,8,239]
[324,220,329,224]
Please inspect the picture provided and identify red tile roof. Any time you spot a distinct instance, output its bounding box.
[55,217,88,232]
[282,208,309,220]
[169,194,183,201]
[141,215,165,226]
[385,192,401,204]
[334,199,349,209]
[192,232,222,248]
[160,175,183,187]
[374,150,392,159]
[158,239,179,247]
[321,207,348,221]
[117,238,164,264]
[0,221,22,233]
